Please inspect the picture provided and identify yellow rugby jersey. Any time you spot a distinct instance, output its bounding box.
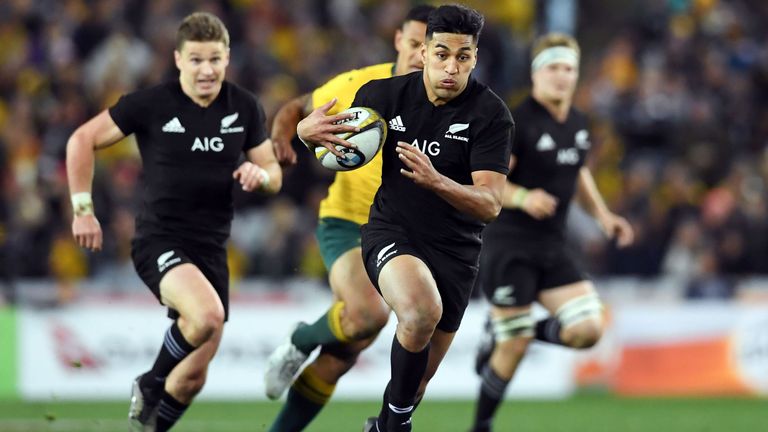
[313,62,395,225]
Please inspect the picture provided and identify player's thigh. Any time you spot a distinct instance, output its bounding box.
[537,246,590,312]
[160,263,224,320]
[378,254,441,322]
[328,247,383,311]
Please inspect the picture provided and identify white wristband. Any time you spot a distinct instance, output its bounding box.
[71,192,94,216]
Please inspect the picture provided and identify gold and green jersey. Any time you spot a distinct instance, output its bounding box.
[313,62,395,225]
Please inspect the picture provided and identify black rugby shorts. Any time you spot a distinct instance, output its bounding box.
[131,237,230,321]
[361,222,479,332]
[480,241,586,308]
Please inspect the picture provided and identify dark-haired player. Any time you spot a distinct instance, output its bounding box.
[263,6,434,432]
[299,5,513,431]
[66,12,281,432]
[469,33,634,432]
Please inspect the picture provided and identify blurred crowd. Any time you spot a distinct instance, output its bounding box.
[0,0,767,303]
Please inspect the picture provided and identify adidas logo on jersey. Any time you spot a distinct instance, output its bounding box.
[389,116,406,132]
[162,117,186,133]
[536,133,555,151]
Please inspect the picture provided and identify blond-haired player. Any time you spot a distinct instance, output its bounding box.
[67,12,281,431]
[469,33,634,432]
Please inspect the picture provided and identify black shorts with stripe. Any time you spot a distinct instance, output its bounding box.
[361,221,480,333]
[131,237,230,321]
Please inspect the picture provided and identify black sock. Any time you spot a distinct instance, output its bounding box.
[385,335,429,430]
[376,382,391,428]
[534,317,564,345]
[155,390,188,432]
[471,364,511,432]
[140,322,196,391]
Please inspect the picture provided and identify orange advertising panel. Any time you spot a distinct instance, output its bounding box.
[612,337,749,395]
[574,303,768,396]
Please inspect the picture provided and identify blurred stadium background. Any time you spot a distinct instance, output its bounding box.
[0,0,767,431]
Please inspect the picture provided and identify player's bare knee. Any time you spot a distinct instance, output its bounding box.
[186,309,224,343]
[396,312,439,350]
[398,302,441,337]
[562,319,603,349]
[555,293,604,349]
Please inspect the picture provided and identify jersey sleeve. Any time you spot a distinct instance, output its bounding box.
[108,90,154,136]
[350,81,373,109]
[244,95,268,151]
[470,105,514,175]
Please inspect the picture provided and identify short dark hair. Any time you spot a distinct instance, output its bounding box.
[176,12,230,51]
[426,4,485,43]
[402,4,436,27]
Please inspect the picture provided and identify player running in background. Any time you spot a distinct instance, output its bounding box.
[66,12,281,432]
[468,33,634,432]
[299,5,514,431]
[263,6,434,431]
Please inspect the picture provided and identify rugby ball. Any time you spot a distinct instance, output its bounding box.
[313,107,387,171]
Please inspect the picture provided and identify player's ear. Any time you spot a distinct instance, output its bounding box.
[174,50,182,70]
[223,47,231,67]
[394,28,403,52]
[472,47,478,70]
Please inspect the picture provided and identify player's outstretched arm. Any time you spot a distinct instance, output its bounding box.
[66,109,126,251]
[296,98,359,158]
[271,94,311,167]
[396,142,506,222]
[239,138,283,194]
[576,166,634,247]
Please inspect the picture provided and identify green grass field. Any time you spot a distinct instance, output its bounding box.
[0,395,764,432]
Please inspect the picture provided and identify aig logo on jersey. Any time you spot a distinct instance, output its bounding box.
[557,148,580,165]
[410,138,441,157]
[192,136,224,152]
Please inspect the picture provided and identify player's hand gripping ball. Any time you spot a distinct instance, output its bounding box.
[314,107,387,171]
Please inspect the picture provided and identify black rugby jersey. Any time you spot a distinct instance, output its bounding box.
[109,80,268,245]
[487,96,591,243]
[353,72,513,253]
